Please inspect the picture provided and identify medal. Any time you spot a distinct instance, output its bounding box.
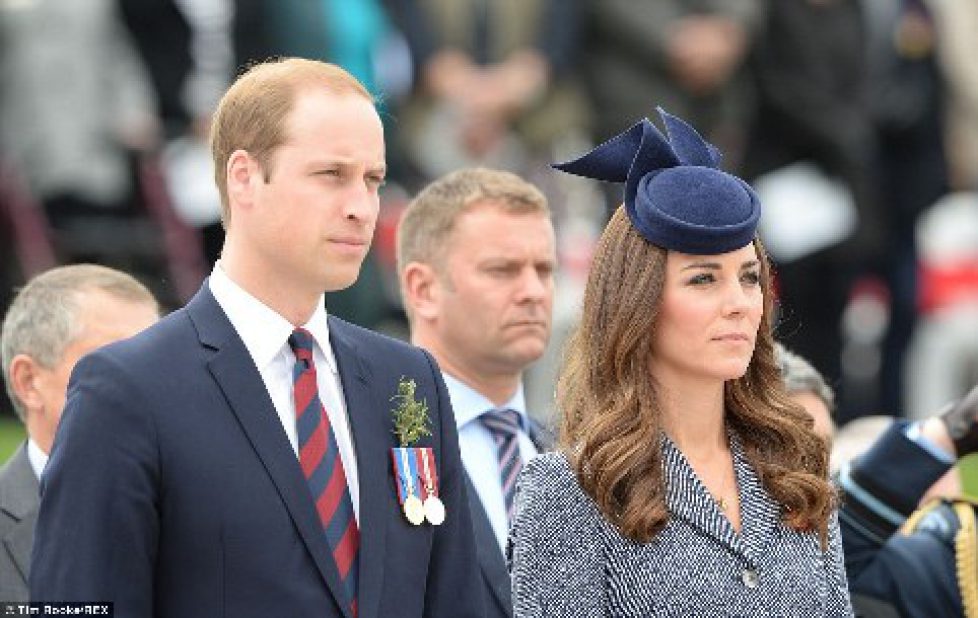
[418,447,445,525]
[392,447,425,526]
[403,494,425,526]
[423,495,445,526]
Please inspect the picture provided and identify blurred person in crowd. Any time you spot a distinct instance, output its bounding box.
[390,0,587,182]
[398,167,555,618]
[29,58,484,617]
[576,0,762,218]
[864,0,948,418]
[743,0,888,423]
[905,192,978,420]
[0,265,159,601]
[776,342,836,441]
[928,0,978,191]
[840,385,978,617]
[119,0,238,305]
[117,0,200,141]
[508,109,850,616]
[0,0,159,236]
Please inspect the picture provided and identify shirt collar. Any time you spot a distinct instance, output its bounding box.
[441,373,529,432]
[27,438,48,481]
[208,262,336,373]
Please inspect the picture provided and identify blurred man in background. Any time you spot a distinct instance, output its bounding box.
[0,264,159,601]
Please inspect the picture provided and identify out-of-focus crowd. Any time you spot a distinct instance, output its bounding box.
[0,0,976,424]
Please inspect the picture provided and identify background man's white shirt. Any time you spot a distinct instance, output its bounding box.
[444,373,538,551]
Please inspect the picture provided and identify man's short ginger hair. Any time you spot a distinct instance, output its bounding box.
[210,58,373,228]
[396,167,550,278]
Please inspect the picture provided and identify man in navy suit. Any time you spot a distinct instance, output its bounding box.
[30,58,485,618]
[397,168,555,618]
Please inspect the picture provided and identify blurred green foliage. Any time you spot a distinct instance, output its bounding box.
[960,454,978,499]
[0,416,25,465]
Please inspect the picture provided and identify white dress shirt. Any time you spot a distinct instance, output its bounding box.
[444,373,538,552]
[208,263,360,521]
[27,438,48,481]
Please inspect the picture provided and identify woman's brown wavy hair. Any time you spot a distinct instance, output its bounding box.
[558,207,836,545]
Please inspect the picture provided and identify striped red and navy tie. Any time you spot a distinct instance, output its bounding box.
[289,328,359,616]
[480,408,525,524]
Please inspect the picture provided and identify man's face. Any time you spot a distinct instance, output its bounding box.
[31,291,158,452]
[241,88,386,294]
[430,203,556,380]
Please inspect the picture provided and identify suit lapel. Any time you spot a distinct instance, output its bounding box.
[3,511,36,586]
[328,317,389,618]
[187,286,353,618]
[464,473,513,617]
[661,434,749,560]
[0,445,39,585]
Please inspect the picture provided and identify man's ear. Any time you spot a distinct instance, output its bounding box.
[401,262,441,321]
[226,149,261,211]
[7,353,44,417]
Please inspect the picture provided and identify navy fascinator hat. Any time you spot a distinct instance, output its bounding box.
[554,108,761,255]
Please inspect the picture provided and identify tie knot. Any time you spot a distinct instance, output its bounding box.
[480,408,522,437]
[288,328,315,362]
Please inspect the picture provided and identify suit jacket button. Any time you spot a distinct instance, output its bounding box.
[741,568,759,589]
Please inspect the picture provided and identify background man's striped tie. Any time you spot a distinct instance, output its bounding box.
[479,408,525,524]
[289,328,359,616]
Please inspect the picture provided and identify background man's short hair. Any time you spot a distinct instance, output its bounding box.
[775,342,836,412]
[1,264,158,421]
[396,167,550,277]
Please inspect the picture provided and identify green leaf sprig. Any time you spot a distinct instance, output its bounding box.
[391,377,431,446]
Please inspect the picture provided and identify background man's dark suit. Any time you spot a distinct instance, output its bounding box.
[466,425,551,618]
[0,445,37,600]
[29,285,484,618]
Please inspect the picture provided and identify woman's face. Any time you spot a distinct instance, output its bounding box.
[651,244,764,385]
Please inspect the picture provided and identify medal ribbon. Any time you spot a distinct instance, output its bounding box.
[391,447,420,504]
[416,447,439,500]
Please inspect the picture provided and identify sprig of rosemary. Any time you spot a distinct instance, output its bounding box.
[391,377,431,446]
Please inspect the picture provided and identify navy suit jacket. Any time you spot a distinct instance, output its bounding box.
[29,284,485,618]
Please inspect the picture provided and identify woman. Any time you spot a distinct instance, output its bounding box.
[508,109,852,616]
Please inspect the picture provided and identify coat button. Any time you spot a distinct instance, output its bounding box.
[741,568,759,588]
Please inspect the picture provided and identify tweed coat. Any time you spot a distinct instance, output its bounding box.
[508,434,853,617]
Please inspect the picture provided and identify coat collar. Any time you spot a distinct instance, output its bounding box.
[661,430,781,566]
